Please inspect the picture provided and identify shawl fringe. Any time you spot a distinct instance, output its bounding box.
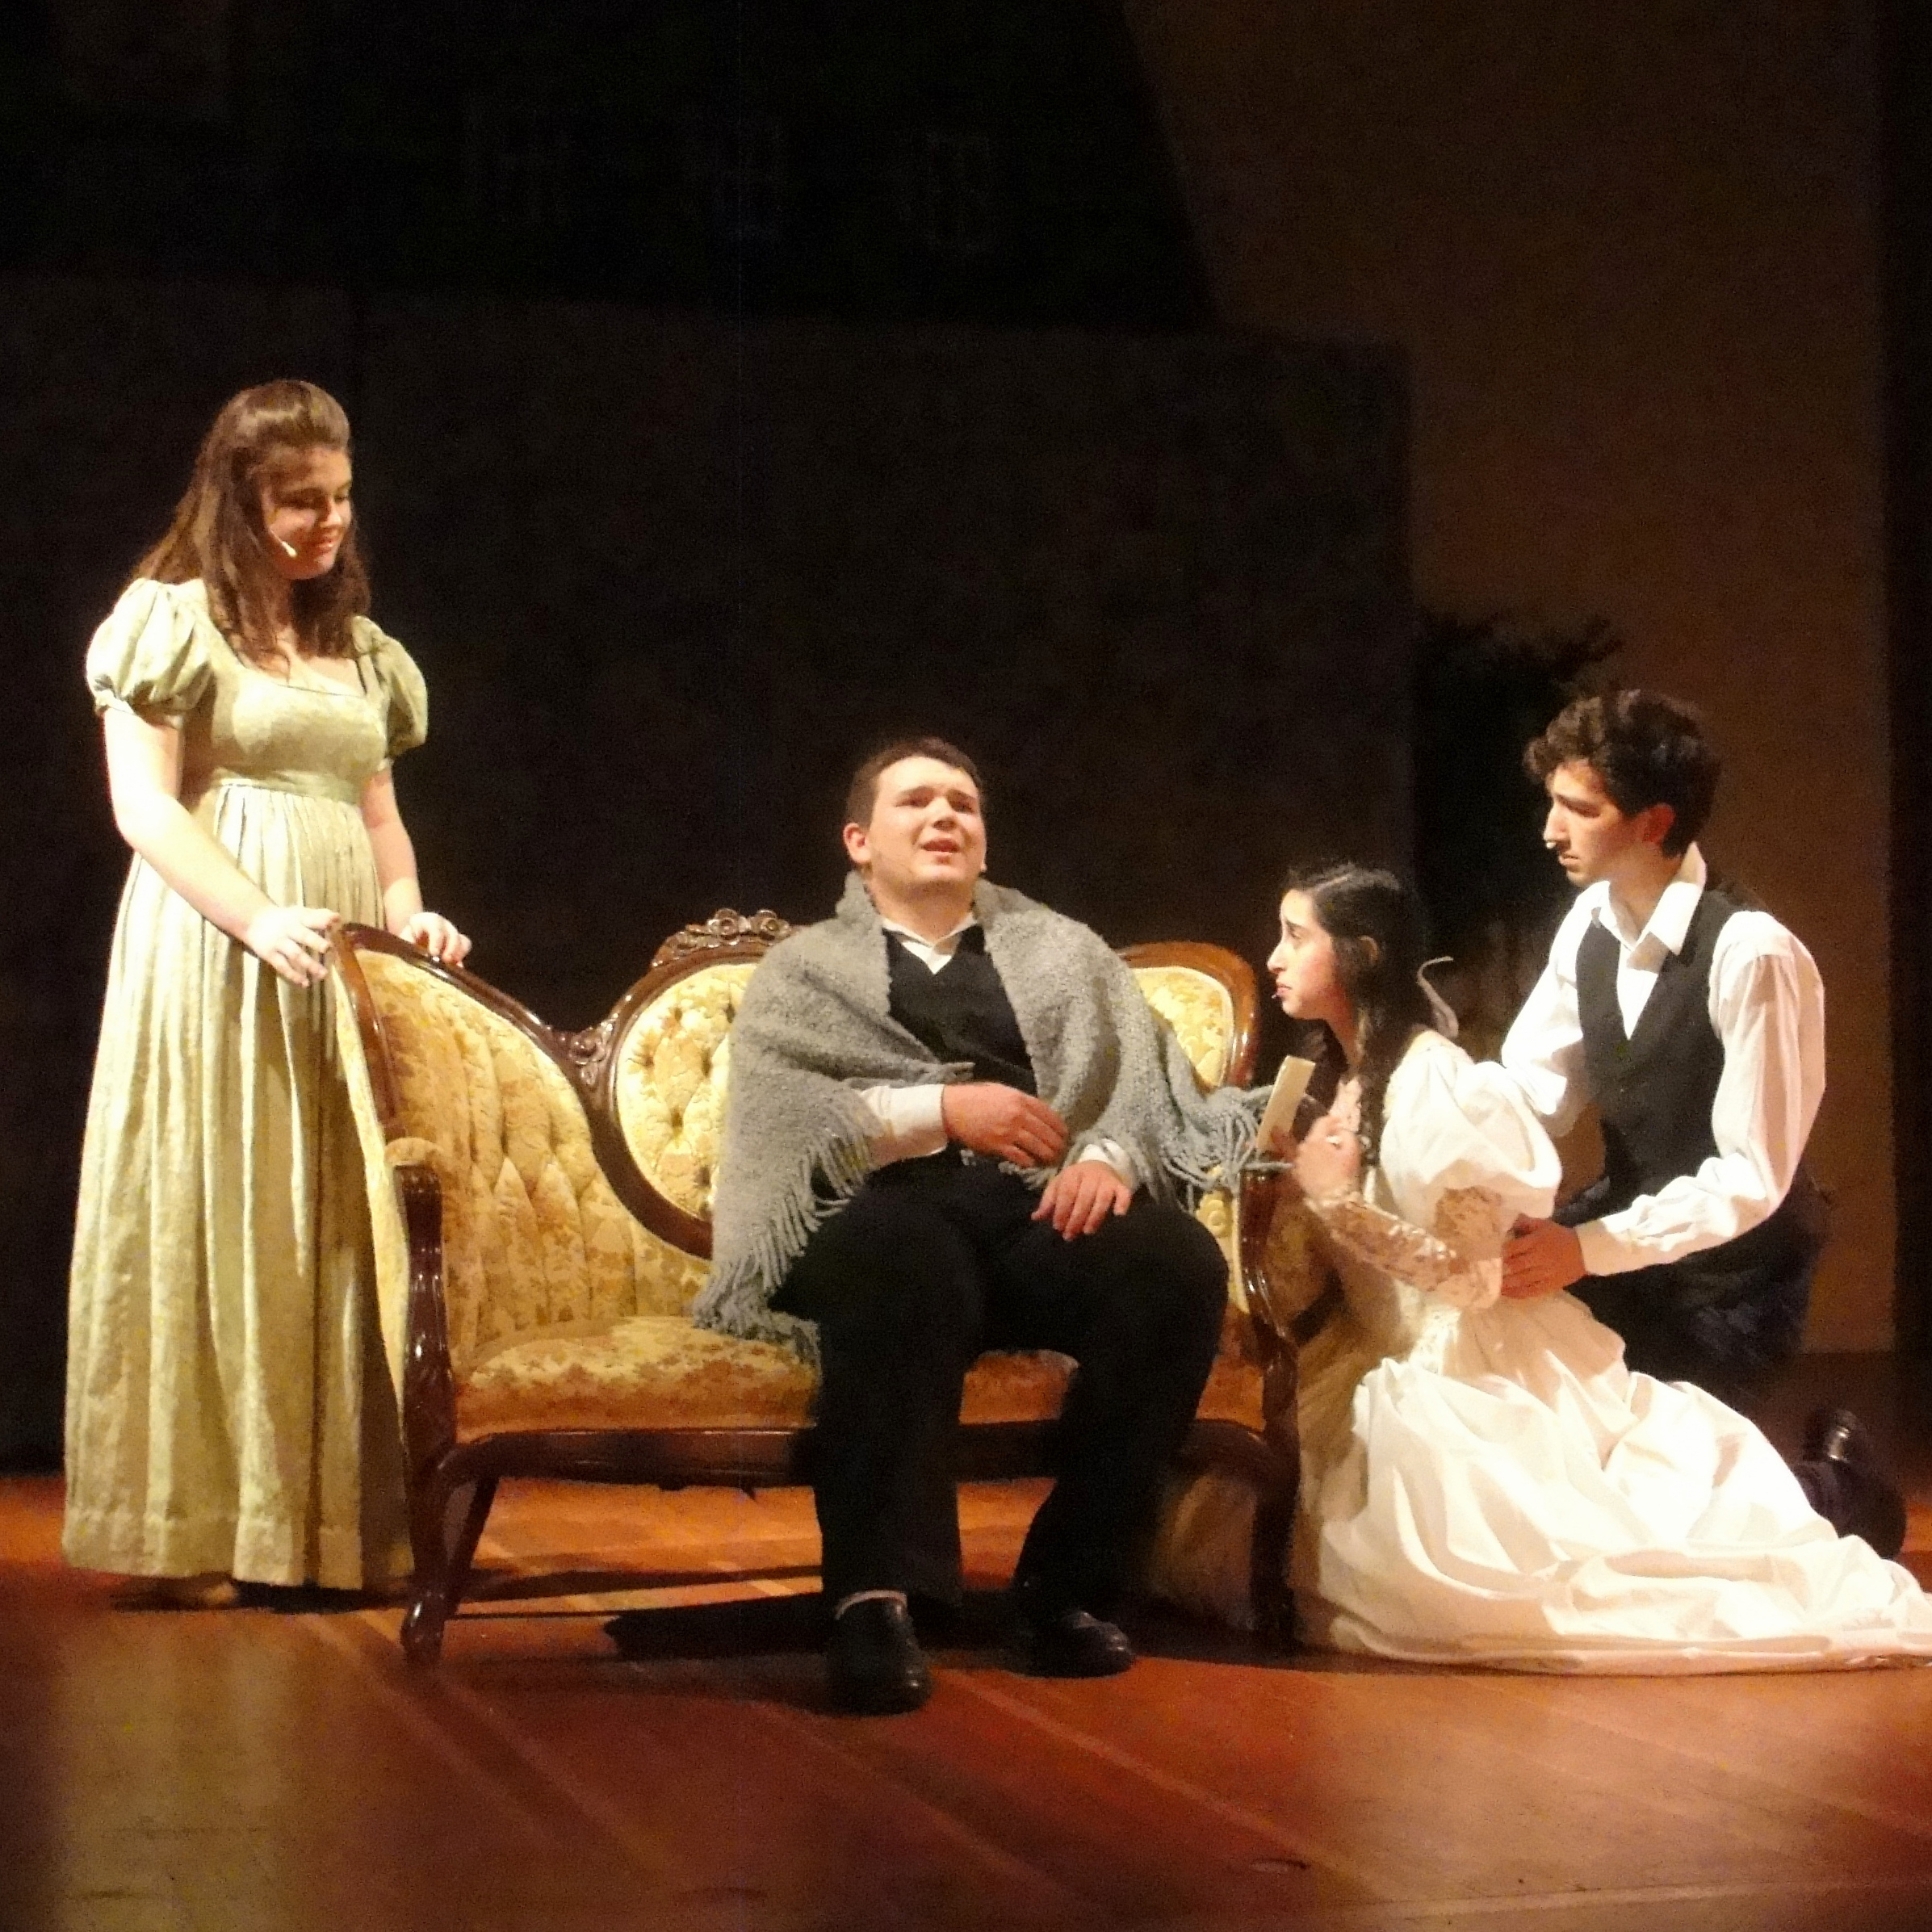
[693,874,1257,1361]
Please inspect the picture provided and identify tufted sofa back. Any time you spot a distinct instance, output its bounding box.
[336,946,708,1383]
[602,953,1239,1226]
[1125,963,1237,1088]
[610,962,756,1222]
[334,922,1256,1389]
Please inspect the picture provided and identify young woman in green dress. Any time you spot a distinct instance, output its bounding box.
[65,380,468,1595]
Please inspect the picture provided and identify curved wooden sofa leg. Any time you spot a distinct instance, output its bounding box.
[1250,1414,1301,1648]
[400,1593,447,1665]
[402,1469,497,1666]
[446,1475,498,1611]
[402,1469,457,1665]
[1167,1419,1301,1645]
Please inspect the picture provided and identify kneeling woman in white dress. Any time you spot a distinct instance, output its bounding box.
[1252,860,1930,1672]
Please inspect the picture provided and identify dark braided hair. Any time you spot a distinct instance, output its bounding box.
[1285,861,1438,1164]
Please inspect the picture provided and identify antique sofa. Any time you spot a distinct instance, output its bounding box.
[331,912,1313,1662]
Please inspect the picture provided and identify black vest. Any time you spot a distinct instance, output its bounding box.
[886,928,1037,1096]
[1573,882,1819,1274]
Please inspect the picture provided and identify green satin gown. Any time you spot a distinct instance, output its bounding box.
[65,577,427,1587]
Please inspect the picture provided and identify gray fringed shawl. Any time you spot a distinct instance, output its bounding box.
[693,873,1257,1362]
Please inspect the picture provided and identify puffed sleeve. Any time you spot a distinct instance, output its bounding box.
[84,579,213,723]
[354,618,429,760]
[1377,1037,1561,1234]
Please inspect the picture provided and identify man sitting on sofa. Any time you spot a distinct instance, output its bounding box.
[694,737,1251,1714]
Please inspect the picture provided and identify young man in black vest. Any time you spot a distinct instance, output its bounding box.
[704,740,1233,1713]
[1498,690,1904,1557]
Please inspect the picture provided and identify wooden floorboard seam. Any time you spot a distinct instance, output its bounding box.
[1122,1869,1932,1926]
[1480,1673,1932,1850]
[300,1613,559,1854]
[952,1673,1358,1892]
[376,1644,711,1891]
[745,1692,1102,1914]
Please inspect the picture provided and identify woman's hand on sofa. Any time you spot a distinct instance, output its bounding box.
[396,909,471,968]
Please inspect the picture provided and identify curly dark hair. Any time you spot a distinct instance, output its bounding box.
[1523,689,1719,857]
[843,737,985,830]
[1284,861,1438,1165]
[132,379,369,665]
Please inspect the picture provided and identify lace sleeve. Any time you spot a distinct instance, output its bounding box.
[1304,1183,1503,1311]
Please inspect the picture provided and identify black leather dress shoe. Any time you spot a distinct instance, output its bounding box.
[1803,1406,1909,1561]
[1010,1579,1135,1678]
[827,1598,933,1715]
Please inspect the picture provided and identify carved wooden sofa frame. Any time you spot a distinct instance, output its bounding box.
[333,912,1303,1662]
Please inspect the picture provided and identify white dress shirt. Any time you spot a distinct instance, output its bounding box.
[860,916,1133,1184]
[1498,844,1825,1276]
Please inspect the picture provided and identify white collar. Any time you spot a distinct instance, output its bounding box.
[879,912,979,945]
[1587,844,1706,956]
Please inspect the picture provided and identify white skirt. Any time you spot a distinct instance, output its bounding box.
[1303,1293,1932,1673]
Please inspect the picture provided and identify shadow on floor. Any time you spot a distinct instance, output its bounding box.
[594,1586,1328,1674]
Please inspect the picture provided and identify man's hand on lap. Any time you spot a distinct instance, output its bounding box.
[1033,1162,1134,1239]
[941,1083,1069,1167]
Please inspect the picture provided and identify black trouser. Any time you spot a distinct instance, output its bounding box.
[772,1158,1227,1611]
[1561,1172,1825,1414]
[1571,1262,1813,1414]
[1561,1180,1868,1528]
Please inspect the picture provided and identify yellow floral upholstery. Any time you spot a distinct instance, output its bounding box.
[458,1322,1074,1440]
[337,941,1263,1443]
[1196,1318,1266,1431]
[343,952,703,1379]
[612,963,756,1220]
[609,962,1234,1225]
[605,958,1243,1294]
[1133,965,1234,1089]
[456,1313,1265,1443]
[1135,965,1246,1299]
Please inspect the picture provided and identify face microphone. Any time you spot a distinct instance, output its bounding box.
[275,535,300,558]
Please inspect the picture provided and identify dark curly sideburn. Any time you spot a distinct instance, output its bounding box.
[1285,861,1438,1165]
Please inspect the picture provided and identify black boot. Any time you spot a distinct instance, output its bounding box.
[1800,1407,1909,1561]
[827,1597,933,1715]
[1008,1573,1134,1678]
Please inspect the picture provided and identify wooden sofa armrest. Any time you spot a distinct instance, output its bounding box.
[335,922,559,1113]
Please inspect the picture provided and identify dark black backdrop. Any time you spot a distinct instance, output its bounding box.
[1884,0,1932,1358]
[0,276,1410,1465]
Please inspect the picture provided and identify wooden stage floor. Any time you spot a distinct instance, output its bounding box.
[6,1355,1932,1932]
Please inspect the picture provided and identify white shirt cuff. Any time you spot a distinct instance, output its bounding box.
[1575,1217,1643,1276]
[1074,1139,1137,1189]
[857,1083,950,1166]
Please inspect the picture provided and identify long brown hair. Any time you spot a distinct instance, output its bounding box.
[1285,861,1437,1163]
[133,380,370,663]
